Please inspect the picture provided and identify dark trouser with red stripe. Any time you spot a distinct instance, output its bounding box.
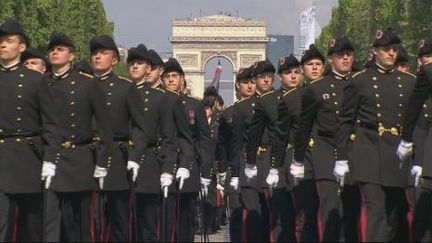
[136,193,159,241]
[340,185,361,242]
[361,183,406,241]
[241,187,270,242]
[414,177,432,242]
[105,190,130,241]
[44,190,92,242]
[292,179,319,242]
[0,193,42,242]
[228,192,242,242]
[270,189,296,242]
[316,179,341,242]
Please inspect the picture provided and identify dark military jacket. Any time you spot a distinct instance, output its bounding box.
[0,63,60,193]
[47,68,113,192]
[335,64,416,187]
[402,63,432,177]
[134,82,176,193]
[96,71,149,191]
[245,89,281,189]
[294,72,351,180]
[176,95,212,193]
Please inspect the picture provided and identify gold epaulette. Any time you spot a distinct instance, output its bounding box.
[310,76,324,85]
[152,87,165,93]
[79,71,94,79]
[400,70,416,78]
[282,87,297,97]
[236,96,251,104]
[118,76,132,83]
[352,69,367,78]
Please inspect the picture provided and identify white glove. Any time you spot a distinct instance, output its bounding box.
[200,177,211,197]
[290,161,304,179]
[333,160,349,184]
[217,172,227,187]
[396,140,414,161]
[266,168,279,188]
[175,167,190,190]
[244,163,257,180]
[94,166,108,189]
[41,161,56,189]
[411,165,423,187]
[127,161,140,182]
[230,177,239,190]
[160,173,173,198]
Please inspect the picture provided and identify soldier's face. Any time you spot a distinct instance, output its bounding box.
[373,45,398,68]
[255,72,274,93]
[419,54,432,65]
[329,51,354,75]
[162,71,182,92]
[0,34,25,63]
[279,67,302,88]
[48,45,74,67]
[236,79,256,98]
[127,59,150,82]
[91,48,118,73]
[302,59,324,81]
[24,58,46,73]
[147,66,163,84]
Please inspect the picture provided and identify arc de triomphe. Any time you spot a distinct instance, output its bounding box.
[171,15,269,99]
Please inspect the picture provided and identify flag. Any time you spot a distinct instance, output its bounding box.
[209,59,223,93]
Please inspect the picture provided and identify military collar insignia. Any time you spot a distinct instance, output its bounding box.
[166,89,180,95]
[0,62,20,72]
[375,63,395,74]
[332,71,351,80]
[98,71,114,81]
[52,67,72,80]
[260,89,275,98]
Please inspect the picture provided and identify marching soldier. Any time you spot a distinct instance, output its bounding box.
[43,32,113,242]
[267,54,303,242]
[293,37,360,241]
[158,58,212,241]
[20,47,47,73]
[218,67,256,241]
[334,28,416,241]
[126,44,174,241]
[399,38,432,241]
[90,35,150,241]
[0,19,60,242]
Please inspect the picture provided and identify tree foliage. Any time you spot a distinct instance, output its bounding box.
[0,0,114,60]
[316,0,432,67]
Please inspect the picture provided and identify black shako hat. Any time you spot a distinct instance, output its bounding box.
[301,44,325,65]
[372,27,401,47]
[47,32,75,50]
[277,54,300,74]
[327,36,355,55]
[162,58,184,76]
[90,35,120,58]
[127,44,148,63]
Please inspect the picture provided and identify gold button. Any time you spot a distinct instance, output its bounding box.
[18,84,23,88]
[335,110,339,114]
[71,124,76,128]
[398,84,402,88]
[144,98,148,102]
[71,134,76,139]
[16,138,21,142]
[17,95,22,99]
[334,102,338,105]
[70,101,75,105]
[376,104,381,108]
[145,91,149,94]
[375,94,380,98]
[399,104,403,107]
[19,74,24,78]
[71,81,75,85]
[107,92,112,96]
[70,91,75,95]
[110,83,114,86]
[332,93,336,96]
[107,102,111,106]
[377,113,382,117]
[252,103,255,107]
[16,107,21,111]
[16,117,22,122]
[397,77,401,80]
[330,84,335,88]
[373,77,377,80]
[398,114,402,117]
[144,108,148,111]
[399,94,403,97]
[426,114,429,118]
[0,140,4,143]
[424,104,427,108]
[373,85,378,89]
[70,113,75,117]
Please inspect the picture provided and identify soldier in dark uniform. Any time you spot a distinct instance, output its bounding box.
[395,46,410,73]
[399,38,432,241]
[0,19,60,242]
[43,32,113,242]
[334,28,416,241]
[158,58,212,241]
[294,37,360,241]
[89,35,150,241]
[216,67,255,241]
[126,45,174,241]
[265,54,303,242]
[20,47,46,73]
[145,49,165,89]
